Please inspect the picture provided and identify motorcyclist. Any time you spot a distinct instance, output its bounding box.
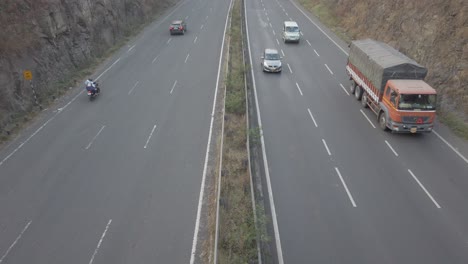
[85,78,100,95]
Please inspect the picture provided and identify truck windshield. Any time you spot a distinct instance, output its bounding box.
[398,94,437,110]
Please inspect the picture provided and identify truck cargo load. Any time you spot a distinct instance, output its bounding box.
[348,39,428,93]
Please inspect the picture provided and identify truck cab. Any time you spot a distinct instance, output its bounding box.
[380,80,437,133]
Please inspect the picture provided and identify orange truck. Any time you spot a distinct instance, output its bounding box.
[346,39,437,133]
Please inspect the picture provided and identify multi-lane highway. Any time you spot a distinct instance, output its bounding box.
[0,0,231,263]
[245,0,468,263]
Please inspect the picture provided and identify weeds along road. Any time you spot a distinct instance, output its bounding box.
[0,0,232,263]
[245,0,468,263]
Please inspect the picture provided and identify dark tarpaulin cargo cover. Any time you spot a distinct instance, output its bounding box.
[349,39,428,93]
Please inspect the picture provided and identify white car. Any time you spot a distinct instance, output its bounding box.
[261,49,282,73]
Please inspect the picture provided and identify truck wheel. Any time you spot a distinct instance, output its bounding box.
[349,81,356,94]
[355,86,363,100]
[361,92,368,108]
[379,112,389,131]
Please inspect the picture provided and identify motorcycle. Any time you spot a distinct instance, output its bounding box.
[86,82,101,101]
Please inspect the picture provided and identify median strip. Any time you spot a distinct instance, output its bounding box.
[216,0,258,262]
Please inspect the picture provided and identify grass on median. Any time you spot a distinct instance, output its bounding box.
[218,0,258,262]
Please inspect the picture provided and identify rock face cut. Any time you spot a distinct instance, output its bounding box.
[0,0,178,132]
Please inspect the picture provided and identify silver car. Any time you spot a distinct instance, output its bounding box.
[261,49,282,73]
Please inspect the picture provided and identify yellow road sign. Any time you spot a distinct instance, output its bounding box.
[23,70,33,80]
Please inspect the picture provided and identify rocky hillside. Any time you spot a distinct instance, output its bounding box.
[301,0,467,122]
[0,0,177,134]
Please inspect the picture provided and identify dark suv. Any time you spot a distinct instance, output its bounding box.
[169,20,187,35]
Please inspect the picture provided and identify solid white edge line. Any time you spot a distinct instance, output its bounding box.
[360,109,376,128]
[246,1,284,262]
[324,64,334,75]
[190,0,232,262]
[0,0,187,166]
[185,53,190,63]
[408,169,441,208]
[0,114,56,166]
[384,140,399,157]
[88,219,112,264]
[170,80,178,94]
[288,0,349,55]
[287,63,292,74]
[243,55,263,263]
[85,125,105,150]
[295,82,303,96]
[340,83,350,96]
[335,167,357,207]
[307,108,318,127]
[313,49,320,57]
[143,124,157,149]
[213,20,230,260]
[306,39,311,46]
[322,139,331,156]
[0,221,32,263]
[432,130,468,164]
[128,81,140,95]
[0,56,121,166]
[96,58,121,81]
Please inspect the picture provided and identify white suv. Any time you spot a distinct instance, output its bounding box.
[283,21,300,43]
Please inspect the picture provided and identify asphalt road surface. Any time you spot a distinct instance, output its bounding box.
[0,0,231,263]
[245,0,468,263]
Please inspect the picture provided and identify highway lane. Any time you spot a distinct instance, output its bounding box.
[246,0,468,263]
[0,0,230,263]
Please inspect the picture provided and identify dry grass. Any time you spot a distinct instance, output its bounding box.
[437,111,468,140]
[297,0,351,43]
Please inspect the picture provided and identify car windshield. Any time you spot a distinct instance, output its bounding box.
[286,26,299,32]
[265,53,280,60]
[398,94,437,110]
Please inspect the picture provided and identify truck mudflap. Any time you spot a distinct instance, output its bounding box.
[388,120,434,133]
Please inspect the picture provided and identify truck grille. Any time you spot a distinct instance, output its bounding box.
[402,116,430,124]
